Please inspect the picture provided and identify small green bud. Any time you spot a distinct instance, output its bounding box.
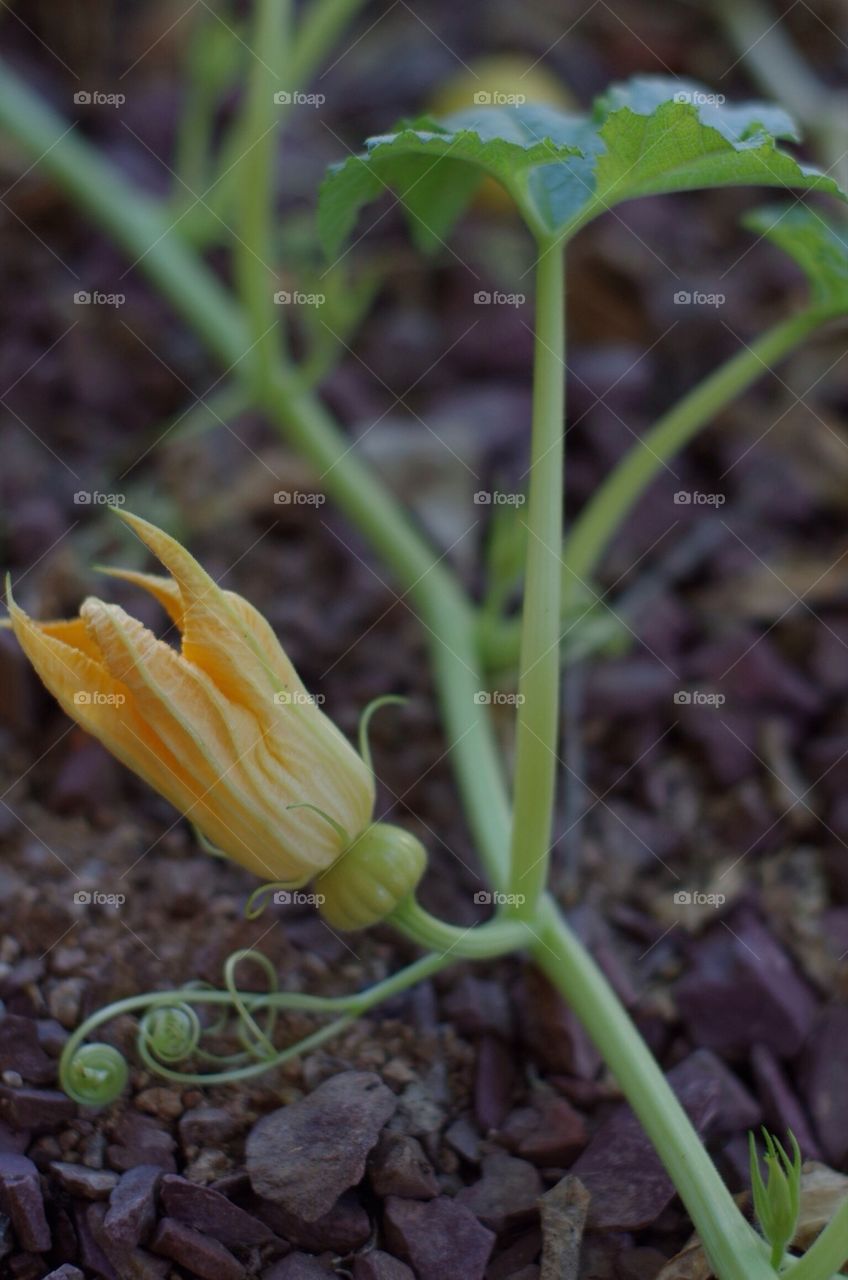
[316,822,427,930]
[749,1128,802,1270]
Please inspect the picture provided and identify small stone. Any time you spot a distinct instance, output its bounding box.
[0,1087,75,1133]
[47,980,85,1030]
[353,1251,414,1280]
[0,1016,55,1085]
[256,1190,370,1253]
[107,1113,176,1172]
[369,1133,438,1199]
[135,1088,183,1121]
[42,1268,85,1280]
[750,1045,821,1160]
[669,1049,760,1136]
[616,1246,670,1279]
[161,1174,275,1246]
[517,970,602,1078]
[442,976,513,1038]
[103,1165,162,1248]
[674,912,817,1057]
[538,1177,590,1280]
[151,1217,245,1280]
[262,1256,331,1279]
[179,1106,239,1149]
[499,1095,587,1166]
[800,1004,848,1167]
[247,1071,396,1219]
[384,1195,495,1280]
[475,1035,514,1133]
[570,1057,720,1230]
[88,1203,169,1280]
[50,1162,118,1199]
[0,1153,50,1251]
[444,1116,481,1165]
[456,1153,543,1232]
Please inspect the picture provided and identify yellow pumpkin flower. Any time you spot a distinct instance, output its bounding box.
[5,510,375,885]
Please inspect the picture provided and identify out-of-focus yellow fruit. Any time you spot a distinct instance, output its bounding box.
[428,56,577,215]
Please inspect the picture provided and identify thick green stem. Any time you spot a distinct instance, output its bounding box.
[0,60,510,888]
[784,1199,848,1280]
[234,0,293,384]
[507,242,565,916]
[483,309,824,668]
[532,897,776,1280]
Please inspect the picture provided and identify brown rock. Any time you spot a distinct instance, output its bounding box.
[179,1106,240,1149]
[0,1087,75,1133]
[151,1217,245,1280]
[456,1152,543,1233]
[0,1153,50,1252]
[50,1162,118,1199]
[103,1165,162,1248]
[0,1017,55,1085]
[368,1133,438,1199]
[383,1195,495,1280]
[499,1094,587,1166]
[161,1174,275,1246]
[247,1071,396,1219]
[353,1251,415,1280]
[800,1004,848,1167]
[256,1189,370,1253]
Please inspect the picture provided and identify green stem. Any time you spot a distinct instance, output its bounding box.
[0,60,511,888]
[234,0,293,385]
[389,896,530,957]
[507,241,565,916]
[483,309,824,668]
[532,897,776,1280]
[292,0,369,85]
[784,1199,848,1280]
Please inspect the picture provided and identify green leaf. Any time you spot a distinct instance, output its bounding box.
[319,75,843,254]
[744,203,848,315]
